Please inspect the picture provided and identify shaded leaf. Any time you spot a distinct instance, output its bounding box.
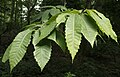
[36,16,57,45]
[50,8,61,16]
[42,10,50,23]
[48,30,66,52]
[32,29,41,45]
[56,5,67,11]
[23,22,42,30]
[80,14,98,47]
[31,12,43,23]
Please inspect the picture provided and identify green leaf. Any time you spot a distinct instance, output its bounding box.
[41,10,50,23]
[33,40,51,71]
[80,14,98,47]
[36,16,57,45]
[9,29,32,71]
[2,44,11,63]
[32,29,41,45]
[56,5,67,11]
[31,12,43,23]
[23,22,42,30]
[50,8,61,16]
[48,30,66,52]
[65,14,82,61]
[86,10,117,42]
[56,13,69,26]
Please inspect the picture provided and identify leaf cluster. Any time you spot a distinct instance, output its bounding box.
[2,6,117,72]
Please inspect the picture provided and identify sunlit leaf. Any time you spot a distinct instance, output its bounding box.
[65,14,82,61]
[86,10,117,42]
[33,40,51,71]
[56,13,69,26]
[9,29,32,71]
[2,44,11,63]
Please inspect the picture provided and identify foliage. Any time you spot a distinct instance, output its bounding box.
[2,5,117,72]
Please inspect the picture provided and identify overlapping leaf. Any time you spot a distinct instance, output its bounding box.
[41,10,50,23]
[65,14,82,61]
[36,16,57,45]
[56,5,67,11]
[86,10,117,42]
[80,14,98,47]
[33,40,51,71]
[32,29,41,45]
[50,8,61,16]
[2,7,118,72]
[8,29,32,71]
[56,13,69,26]
[48,30,66,52]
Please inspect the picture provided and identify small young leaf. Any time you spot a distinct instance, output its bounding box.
[80,14,98,47]
[56,13,69,26]
[32,29,41,45]
[50,8,61,16]
[48,30,66,52]
[9,29,32,71]
[42,10,50,23]
[33,40,51,71]
[65,14,82,61]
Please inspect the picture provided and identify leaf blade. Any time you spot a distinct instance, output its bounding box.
[50,8,61,16]
[86,10,117,42]
[2,44,11,63]
[36,16,58,45]
[65,14,82,61]
[33,40,51,71]
[9,29,32,71]
[48,30,66,52]
[80,14,98,47]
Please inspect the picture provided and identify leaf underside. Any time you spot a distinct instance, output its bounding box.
[80,14,98,47]
[2,8,118,72]
[48,30,66,52]
[8,29,32,71]
[86,10,117,42]
[33,40,51,71]
[36,16,58,45]
[65,14,82,61]
[2,44,11,63]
